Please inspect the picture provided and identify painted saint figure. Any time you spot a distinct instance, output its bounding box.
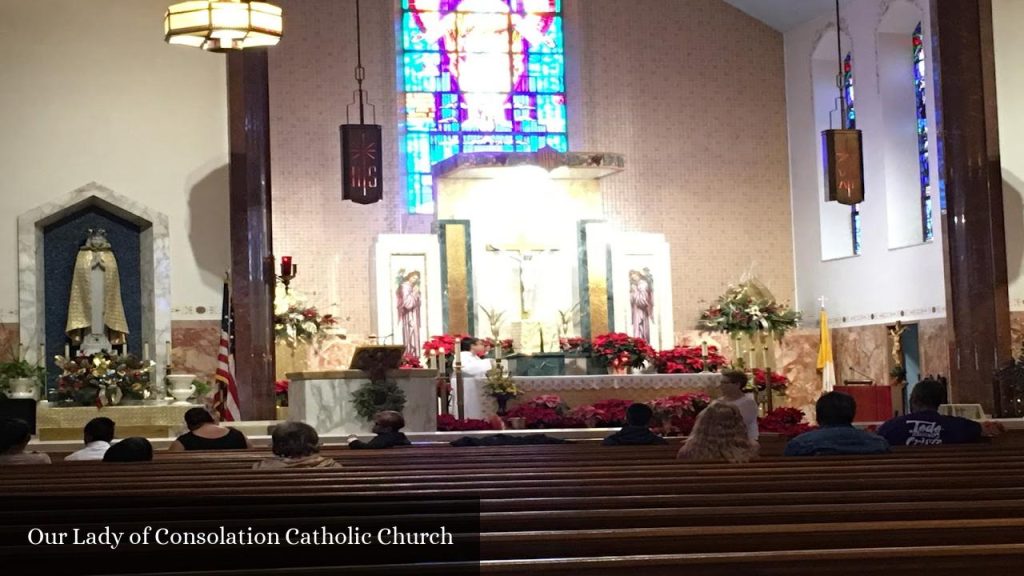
[629,268,654,344]
[396,270,423,357]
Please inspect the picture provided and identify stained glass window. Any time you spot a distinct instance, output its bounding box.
[844,52,862,255]
[913,22,933,242]
[401,0,568,214]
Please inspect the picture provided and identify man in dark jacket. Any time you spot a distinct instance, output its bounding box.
[876,378,982,446]
[602,403,667,446]
[347,411,412,449]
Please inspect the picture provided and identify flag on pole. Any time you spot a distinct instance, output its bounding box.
[817,306,836,393]
[214,280,241,422]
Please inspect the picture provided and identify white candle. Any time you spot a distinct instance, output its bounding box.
[700,340,709,357]
[143,341,150,361]
[166,341,172,365]
[64,343,70,359]
[496,343,503,360]
[39,343,45,367]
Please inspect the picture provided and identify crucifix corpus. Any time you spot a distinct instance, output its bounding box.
[486,243,560,321]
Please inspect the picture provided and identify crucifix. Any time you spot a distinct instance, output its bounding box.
[486,243,559,321]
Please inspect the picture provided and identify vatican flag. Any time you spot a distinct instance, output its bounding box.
[817,308,836,393]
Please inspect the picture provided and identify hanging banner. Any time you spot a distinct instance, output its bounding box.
[822,128,865,205]
[340,124,383,204]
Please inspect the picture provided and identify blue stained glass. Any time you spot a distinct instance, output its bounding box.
[914,22,933,242]
[843,52,862,255]
[402,0,567,212]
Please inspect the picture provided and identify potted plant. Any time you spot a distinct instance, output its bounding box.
[0,359,45,400]
[591,332,654,374]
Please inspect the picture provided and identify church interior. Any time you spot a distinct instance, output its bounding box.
[2,0,1024,573]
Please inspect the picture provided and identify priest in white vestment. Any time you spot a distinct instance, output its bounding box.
[452,338,492,419]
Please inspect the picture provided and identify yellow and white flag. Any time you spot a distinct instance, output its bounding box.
[817,307,836,393]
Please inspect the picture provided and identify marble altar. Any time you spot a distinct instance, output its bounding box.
[511,373,722,408]
[287,369,437,435]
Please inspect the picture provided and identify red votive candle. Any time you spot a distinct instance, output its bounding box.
[280,256,293,277]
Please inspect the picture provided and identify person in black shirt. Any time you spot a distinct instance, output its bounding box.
[876,378,982,446]
[348,410,411,449]
[602,403,667,446]
[169,407,252,451]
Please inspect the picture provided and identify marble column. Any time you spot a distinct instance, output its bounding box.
[228,50,276,420]
[931,0,1012,414]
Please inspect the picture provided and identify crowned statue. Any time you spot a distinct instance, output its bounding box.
[65,228,130,354]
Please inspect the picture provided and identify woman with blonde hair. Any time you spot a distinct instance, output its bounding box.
[677,402,756,463]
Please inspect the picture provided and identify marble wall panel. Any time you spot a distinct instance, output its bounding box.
[170,320,220,385]
[918,318,951,378]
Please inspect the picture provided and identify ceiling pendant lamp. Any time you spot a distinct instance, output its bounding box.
[164,0,283,52]
[822,0,864,206]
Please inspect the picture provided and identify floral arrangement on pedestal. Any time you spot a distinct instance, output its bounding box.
[0,359,45,398]
[567,398,632,428]
[698,278,800,339]
[558,337,591,355]
[274,379,289,407]
[748,368,790,393]
[55,352,155,407]
[592,332,655,373]
[653,345,727,374]
[274,283,337,347]
[758,407,813,438]
[483,365,519,414]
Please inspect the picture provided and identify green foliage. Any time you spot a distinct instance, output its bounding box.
[192,378,212,399]
[0,359,45,396]
[351,379,406,422]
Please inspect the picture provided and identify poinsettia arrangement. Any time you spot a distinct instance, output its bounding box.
[567,398,632,427]
[649,393,712,436]
[422,334,468,358]
[505,395,582,429]
[399,353,422,369]
[759,407,813,438]
[654,345,727,374]
[749,368,790,393]
[592,332,655,369]
[437,414,496,432]
[698,279,800,338]
[56,352,155,407]
[275,379,289,407]
[559,337,591,355]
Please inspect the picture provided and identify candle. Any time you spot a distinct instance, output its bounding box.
[39,343,45,367]
[280,256,293,277]
[166,340,172,366]
[747,347,754,369]
[64,343,70,359]
[143,341,150,361]
[700,340,709,357]
[496,342,503,360]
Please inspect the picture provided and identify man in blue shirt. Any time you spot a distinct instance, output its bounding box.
[876,378,982,446]
[784,392,890,456]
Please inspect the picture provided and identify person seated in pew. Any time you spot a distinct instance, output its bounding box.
[716,370,759,445]
[677,402,755,463]
[602,403,667,446]
[65,417,115,461]
[169,407,252,451]
[0,417,50,465]
[347,410,412,449]
[876,378,982,446]
[103,437,153,462]
[784,392,890,457]
[254,422,341,469]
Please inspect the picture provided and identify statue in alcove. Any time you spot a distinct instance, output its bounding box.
[65,229,129,354]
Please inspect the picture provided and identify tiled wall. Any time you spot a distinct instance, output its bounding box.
[268,0,795,341]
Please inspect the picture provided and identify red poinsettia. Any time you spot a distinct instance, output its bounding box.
[759,407,813,438]
[505,395,584,429]
[568,398,633,427]
[653,345,727,374]
[559,337,590,354]
[649,393,712,436]
[399,353,422,369]
[422,334,468,357]
[750,368,790,393]
[437,414,495,432]
[592,332,655,369]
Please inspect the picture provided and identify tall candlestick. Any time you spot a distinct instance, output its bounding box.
[700,340,709,357]
[165,340,172,367]
[39,343,45,367]
[747,347,754,370]
[496,342,503,360]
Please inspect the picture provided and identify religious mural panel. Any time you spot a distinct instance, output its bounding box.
[610,234,674,352]
[374,235,443,360]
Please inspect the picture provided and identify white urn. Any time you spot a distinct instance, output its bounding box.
[8,377,38,400]
[166,374,196,405]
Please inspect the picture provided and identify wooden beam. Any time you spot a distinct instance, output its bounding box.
[227,49,276,420]
[931,0,1012,414]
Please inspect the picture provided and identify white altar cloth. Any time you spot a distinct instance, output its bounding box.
[514,373,722,392]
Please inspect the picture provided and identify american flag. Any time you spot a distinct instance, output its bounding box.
[214,281,241,422]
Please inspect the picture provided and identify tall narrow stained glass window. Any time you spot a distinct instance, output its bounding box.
[844,52,862,255]
[913,22,933,242]
[401,0,568,214]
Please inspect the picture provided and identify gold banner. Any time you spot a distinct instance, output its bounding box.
[445,224,470,335]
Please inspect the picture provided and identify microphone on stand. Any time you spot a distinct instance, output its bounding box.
[847,365,875,383]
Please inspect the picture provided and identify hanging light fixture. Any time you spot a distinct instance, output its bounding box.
[340,0,383,205]
[822,0,864,206]
[164,0,283,52]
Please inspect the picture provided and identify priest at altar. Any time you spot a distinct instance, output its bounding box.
[453,338,493,420]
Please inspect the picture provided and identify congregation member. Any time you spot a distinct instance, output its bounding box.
[876,378,982,446]
[103,437,154,462]
[602,403,667,446]
[716,370,759,443]
[784,392,890,456]
[677,402,755,463]
[65,417,115,461]
[254,421,341,469]
[348,410,412,449]
[0,417,50,465]
[169,407,252,451]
